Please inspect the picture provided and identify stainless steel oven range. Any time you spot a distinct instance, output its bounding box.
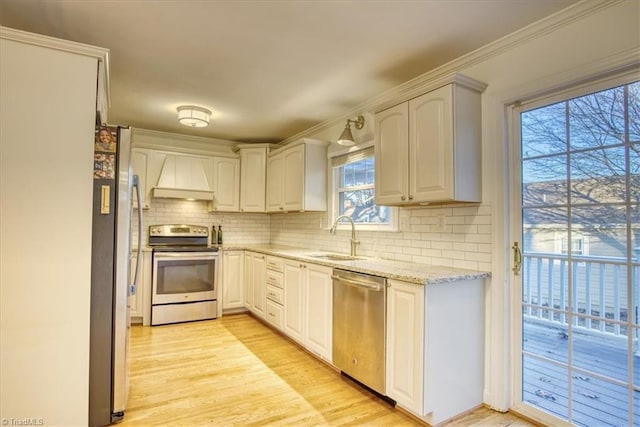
[149,224,218,326]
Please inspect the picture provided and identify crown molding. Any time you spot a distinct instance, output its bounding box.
[1,25,111,111]
[280,0,622,145]
[0,26,109,60]
[132,127,238,156]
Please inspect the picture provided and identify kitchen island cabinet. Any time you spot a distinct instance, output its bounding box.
[375,74,486,205]
[386,277,485,425]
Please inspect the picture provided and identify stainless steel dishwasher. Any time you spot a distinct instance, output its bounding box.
[332,268,386,395]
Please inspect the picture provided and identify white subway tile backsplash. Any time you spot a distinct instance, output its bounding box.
[132,199,270,246]
[134,200,492,272]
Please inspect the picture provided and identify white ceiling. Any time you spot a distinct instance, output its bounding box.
[0,0,579,144]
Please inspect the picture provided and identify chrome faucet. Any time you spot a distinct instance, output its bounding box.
[330,215,359,256]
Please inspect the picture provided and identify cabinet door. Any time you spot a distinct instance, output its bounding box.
[129,252,143,321]
[409,85,453,202]
[282,145,303,211]
[244,253,254,309]
[283,260,304,343]
[141,251,152,326]
[131,149,150,209]
[211,157,240,212]
[266,154,283,212]
[222,250,244,310]
[386,279,425,415]
[251,253,266,318]
[240,148,266,212]
[304,263,332,361]
[375,103,409,205]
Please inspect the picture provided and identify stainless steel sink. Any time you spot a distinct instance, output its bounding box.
[308,253,365,261]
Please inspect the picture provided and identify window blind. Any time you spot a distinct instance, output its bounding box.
[330,147,375,168]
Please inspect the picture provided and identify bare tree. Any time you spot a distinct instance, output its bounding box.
[521,82,639,256]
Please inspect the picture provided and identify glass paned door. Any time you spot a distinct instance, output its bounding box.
[513,81,639,426]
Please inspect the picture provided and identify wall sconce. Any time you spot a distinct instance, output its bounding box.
[177,105,211,127]
[337,115,365,146]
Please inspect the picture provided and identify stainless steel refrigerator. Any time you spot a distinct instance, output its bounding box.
[89,125,142,426]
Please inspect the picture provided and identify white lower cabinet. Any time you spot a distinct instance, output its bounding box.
[386,278,485,425]
[282,259,332,361]
[265,256,284,330]
[222,250,244,312]
[243,251,266,319]
[129,250,152,325]
[385,279,425,413]
[303,263,332,361]
[283,260,305,342]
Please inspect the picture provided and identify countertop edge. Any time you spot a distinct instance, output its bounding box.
[218,244,491,286]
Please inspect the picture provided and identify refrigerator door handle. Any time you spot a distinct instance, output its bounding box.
[131,174,143,295]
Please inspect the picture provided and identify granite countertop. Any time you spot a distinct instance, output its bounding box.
[220,244,490,286]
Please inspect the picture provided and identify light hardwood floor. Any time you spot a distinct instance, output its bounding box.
[122,314,536,426]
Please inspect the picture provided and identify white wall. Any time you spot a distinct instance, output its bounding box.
[0,37,100,425]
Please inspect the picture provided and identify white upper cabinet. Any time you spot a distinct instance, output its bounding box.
[239,146,268,212]
[208,156,240,212]
[266,139,328,213]
[266,154,284,211]
[375,75,486,205]
[374,103,409,204]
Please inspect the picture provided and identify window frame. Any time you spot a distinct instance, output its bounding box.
[329,144,398,232]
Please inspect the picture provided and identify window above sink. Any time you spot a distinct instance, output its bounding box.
[329,145,398,232]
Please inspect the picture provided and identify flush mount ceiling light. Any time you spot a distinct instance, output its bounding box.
[177,105,211,128]
[337,115,365,146]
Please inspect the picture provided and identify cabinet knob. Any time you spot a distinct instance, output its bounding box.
[401,195,406,201]
[409,195,414,200]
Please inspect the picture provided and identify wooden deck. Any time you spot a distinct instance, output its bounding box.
[522,321,639,426]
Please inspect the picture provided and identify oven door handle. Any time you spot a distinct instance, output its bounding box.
[154,252,218,260]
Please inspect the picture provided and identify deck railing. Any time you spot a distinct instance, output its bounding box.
[522,252,640,352]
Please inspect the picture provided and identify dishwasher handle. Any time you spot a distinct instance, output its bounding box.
[332,275,384,291]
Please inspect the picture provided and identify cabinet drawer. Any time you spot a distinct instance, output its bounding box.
[265,300,283,329]
[266,284,283,305]
[265,270,283,288]
[266,256,284,273]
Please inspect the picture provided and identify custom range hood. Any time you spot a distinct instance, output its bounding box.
[152,154,214,201]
